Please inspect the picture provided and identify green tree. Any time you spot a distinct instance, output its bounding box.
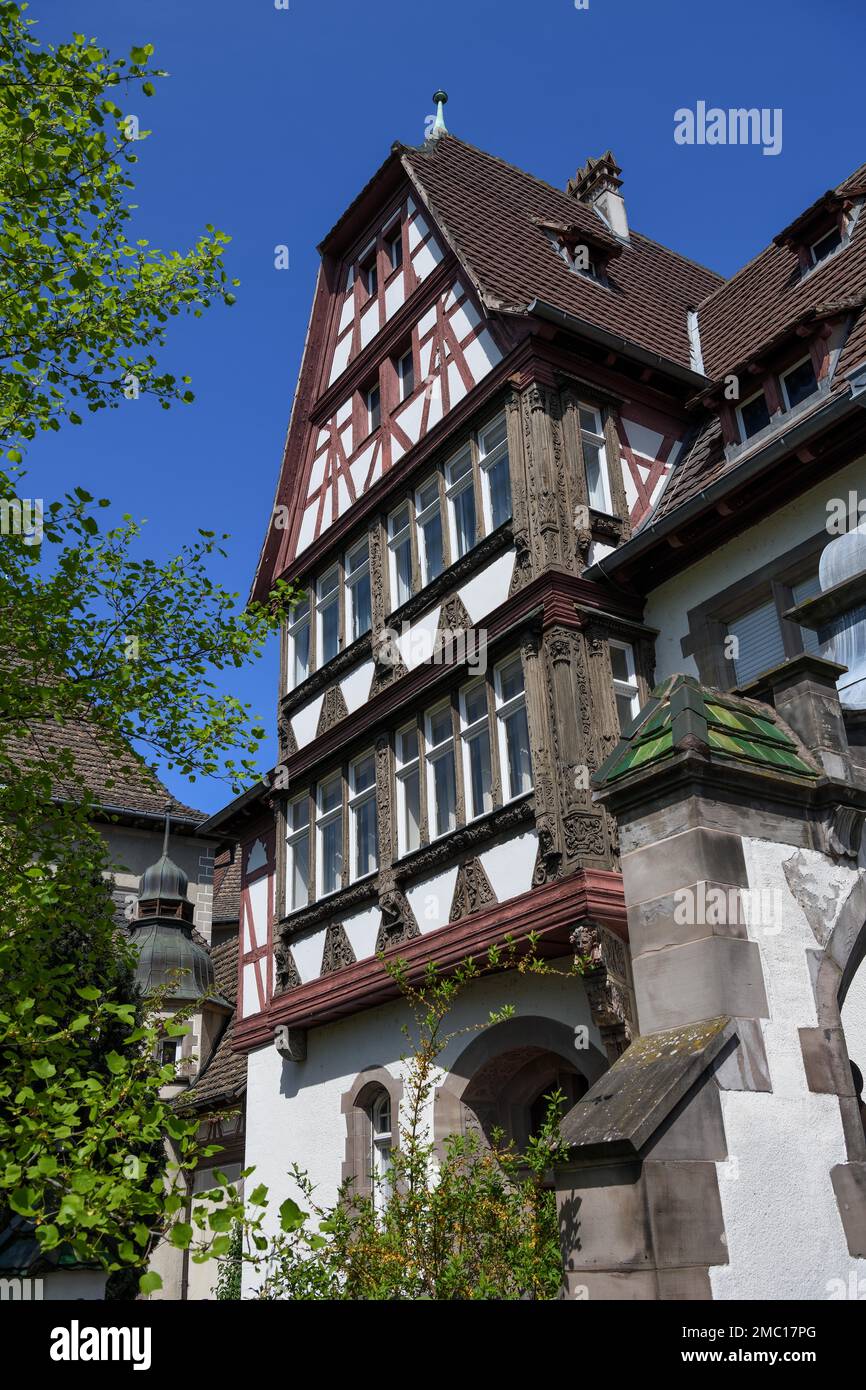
[0,3,294,1294]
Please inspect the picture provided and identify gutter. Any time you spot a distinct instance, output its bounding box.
[585,384,859,583]
[527,298,711,390]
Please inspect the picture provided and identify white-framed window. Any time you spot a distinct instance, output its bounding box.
[479,411,511,531]
[425,702,457,839]
[780,357,819,412]
[579,404,612,513]
[609,640,641,732]
[316,772,343,897]
[286,793,310,911]
[460,679,493,820]
[287,593,311,689]
[388,503,413,609]
[349,751,378,881]
[345,538,372,643]
[810,225,842,266]
[366,380,381,435]
[370,1090,393,1209]
[416,476,445,585]
[396,346,414,402]
[316,566,340,664]
[395,724,421,857]
[494,655,532,800]
[445,444,477,560]
[386,224,403,273]
[361,251,378,298]
[737,389,771,441]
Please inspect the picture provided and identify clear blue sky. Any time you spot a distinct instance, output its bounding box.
[28,0,866,814]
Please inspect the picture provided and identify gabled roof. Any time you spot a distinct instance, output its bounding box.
[400,136,723,368]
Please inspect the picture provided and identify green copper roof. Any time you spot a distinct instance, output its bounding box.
[594,674,819,788]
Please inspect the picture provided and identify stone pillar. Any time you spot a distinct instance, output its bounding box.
[556,673,866,1300]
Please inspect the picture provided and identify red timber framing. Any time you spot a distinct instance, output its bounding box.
[238,826,276,1022]
[233,867,627,1052]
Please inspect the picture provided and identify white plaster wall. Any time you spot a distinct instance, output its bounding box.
[646,455,866,685]
[709,836,866,1300]
[242,967,600,1295]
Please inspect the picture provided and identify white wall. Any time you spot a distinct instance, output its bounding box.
[242,966,600,1295]
[646,456,866,686]
[709,836,866,1300]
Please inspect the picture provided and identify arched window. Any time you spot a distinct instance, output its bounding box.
[370,1090,393,1208]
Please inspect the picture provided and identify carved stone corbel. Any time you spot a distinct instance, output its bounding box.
[571,917,635,1063]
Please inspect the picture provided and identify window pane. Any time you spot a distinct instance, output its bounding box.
[321,815,343,894]
[429,706,452,746]
[290,831,309,910]
[783,359,818,410]
[346,543,367,575]
[452,485,477,558]
[584,439,608,511]
[291,797,310,831]
[398,728,418,764]
[291,594,310,619]
[610,644,630,683]
[389,231,403,270]
[811,226,842,263]
[463,683,487,726]
[389,504,410,537]
[353,753,376,793]
[368,385,381,432]
[728,601,786,685]
[393,534,412,606]
[480,415,507,455]
[498,657,525,703]
[616,693,636,733]
[320,776,342,814]
[486,455,512,528]
[350,572,371,640]
[467,730,493,817]
[354,798,378,877]
[292,620,310,685]
[400,766,421,853]
[447,447,472,484]
[321,597,339,662]
[421,510,444,581]
[432,750,456,835]
[319,568,339,596]
[418,479,439,512]
[740,393,770,439]
[504,706,532,797]
[579,407,600,434]
[398,351,414,400]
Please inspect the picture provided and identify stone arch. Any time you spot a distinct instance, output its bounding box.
[433,1014,607,1154]
[340,1066,403,1193]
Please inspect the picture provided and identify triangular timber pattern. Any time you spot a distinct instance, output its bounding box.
[449,856,498,922]
[320,922,357,975]
[316,684,350,737]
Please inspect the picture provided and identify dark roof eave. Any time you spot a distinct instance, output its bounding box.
[198,778,271,839]
[586,382,861,585]
[527,298,710,390]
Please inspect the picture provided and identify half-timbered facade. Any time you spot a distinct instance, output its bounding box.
[208,113,866,1299]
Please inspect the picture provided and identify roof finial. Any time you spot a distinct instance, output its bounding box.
[162,800,172,857]
[430,90,448,140]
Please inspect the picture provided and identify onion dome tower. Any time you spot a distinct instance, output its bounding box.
[130,805,216,1001]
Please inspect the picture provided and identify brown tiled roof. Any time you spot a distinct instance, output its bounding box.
[695,161,866,382]
[176,934,245,1113]
[4,717,203,819]
[401,136,724,369]
[212,849,241,924]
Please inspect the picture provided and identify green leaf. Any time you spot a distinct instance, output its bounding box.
[139,1271,163,1296]
[30,1058,56,1079]
[169,1223,193,1249]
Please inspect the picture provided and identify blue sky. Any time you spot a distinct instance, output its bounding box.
[28,0,866,814]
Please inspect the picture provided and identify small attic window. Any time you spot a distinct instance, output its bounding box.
[809,225,842,266]
[737,389,771,441]
[361,251,378,298]
[386,223,403,272]
[780,356,819,411]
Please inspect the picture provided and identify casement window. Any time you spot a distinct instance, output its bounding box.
[388,503,414,609]
[737,389,771,441]
[609,640,641,732]
[479,412,512,531]
[445,444,477,560]
[810,225,842,266]
[579,404,612,513]
[317,566,341,664]
[460,680,493,820]
[370,1090,393,1208]
[386,225,403,273]
[287,594,311,689]
[345,538,372,643]
[395,724,421,855]
[349,751,378,881]
[366,380,381,435]
[425,702,457,839]
[316,772,344,897]
[396,346,414,402]
[361,252,378,298]
[286,794,311,911]
[494,656,533,800]
[416,476,445,585]
[780,356,819,412]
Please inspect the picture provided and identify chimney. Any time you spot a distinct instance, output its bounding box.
[567,150,629,242]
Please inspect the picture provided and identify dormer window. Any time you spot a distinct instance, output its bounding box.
[365,381,381,434]
[386,224,403,272]
[809,225,842,266]
[780,356,818,412]
[737,389,771,441]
